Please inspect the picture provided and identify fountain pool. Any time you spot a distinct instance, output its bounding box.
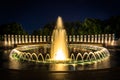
[10,44,110,65]
[8,16,110,71]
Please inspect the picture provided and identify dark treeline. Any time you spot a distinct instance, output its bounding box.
[32,16,120,38]
[0,22,27,35]
[0,22,27,40]
[0,16,120,39]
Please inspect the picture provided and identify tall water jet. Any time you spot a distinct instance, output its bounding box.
[50,16,69,61]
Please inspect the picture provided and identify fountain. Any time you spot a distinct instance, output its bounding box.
[50,16,69,61]
[9,16,110,65]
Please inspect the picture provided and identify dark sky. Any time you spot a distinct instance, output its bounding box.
[0,0,120,33]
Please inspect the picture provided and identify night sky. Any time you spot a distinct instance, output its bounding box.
[0,0,120,33]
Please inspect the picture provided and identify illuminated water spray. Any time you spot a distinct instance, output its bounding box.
[50,16,69,61]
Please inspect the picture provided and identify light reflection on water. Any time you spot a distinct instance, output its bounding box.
[50,64,68,71]
[3,57,111,71]
[49,73,69,80]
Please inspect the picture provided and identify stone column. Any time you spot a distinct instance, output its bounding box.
[91,35,94,43]
[84,35,86,42]
[40,36,42,42]
[32,35,35,43]
[25,35,28,43]
[8,35,11,46]
[36,35,39,43]
[4,34,7,46]
[105,34,108,43]
[108,34,111,43]
[95,35,97,43]
[44,36,46,42]
[18,35,21,44]
[101,34,104,43]
[73,35,75,42]
[15,35,18,44]
[29,35,31,43]
[80,35,83,42]
[22,35,24,43]
[98,34,101,43]
[11,35,14,44]
[69,35,72,42]
[77,35,79,42]
[88,35,90,42]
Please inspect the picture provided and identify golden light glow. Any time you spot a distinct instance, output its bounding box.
[50,64,68,71]
[50,16,69,61]
[54,49,66,60]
